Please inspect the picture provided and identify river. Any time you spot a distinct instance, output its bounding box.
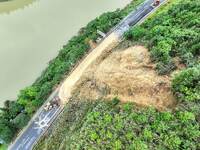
[0,0,131,106]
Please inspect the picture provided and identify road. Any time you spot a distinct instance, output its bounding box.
[9,0,166,149]
[10,106,62,150]
[115,0,166,36]
[8,89,63,150]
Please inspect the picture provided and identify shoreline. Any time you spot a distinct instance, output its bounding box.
[0,0,34,13]
[0,0,131,107]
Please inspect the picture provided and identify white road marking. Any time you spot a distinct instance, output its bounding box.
[22,137,30,144]
[25,137,36,149]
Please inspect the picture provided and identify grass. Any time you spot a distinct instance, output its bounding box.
[0,144,7,150]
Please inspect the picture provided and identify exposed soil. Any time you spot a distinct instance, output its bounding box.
[72,45,176,110]
[59,33,120,103]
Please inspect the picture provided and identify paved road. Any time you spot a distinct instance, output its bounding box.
[115,0,166,36]
[9,0,166,149]
[11,106,62,150]
[9,89,63,150]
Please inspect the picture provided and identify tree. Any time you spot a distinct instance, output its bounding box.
[12,113,30,129]
[0,118,15,143]
[2,101,23,120]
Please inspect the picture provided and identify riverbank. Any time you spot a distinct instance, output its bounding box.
[0,0,11,2]
[0,0,144,145]
[0,0,131,107]
[0,0,33,13]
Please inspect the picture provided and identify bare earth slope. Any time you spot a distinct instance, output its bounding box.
[73,46,176,110]
[59,33,120,103]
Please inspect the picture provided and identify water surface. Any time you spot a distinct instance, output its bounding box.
[0,0,33,13]
[0,0,130,106]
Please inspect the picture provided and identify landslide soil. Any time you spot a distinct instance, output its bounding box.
[72,45,176,110]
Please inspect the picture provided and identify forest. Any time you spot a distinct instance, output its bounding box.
[34,0,200,149]
[0,0,144,146]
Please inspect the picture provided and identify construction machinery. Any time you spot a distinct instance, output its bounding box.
[153,0,160,6]
[44,97,60,111]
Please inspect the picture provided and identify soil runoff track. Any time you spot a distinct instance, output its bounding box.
[9,0,166,149]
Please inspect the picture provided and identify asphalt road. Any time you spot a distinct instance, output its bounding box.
[9,0,166,149]
[115,0,166,36]
[10,106,62,150]
[8,89,63,150]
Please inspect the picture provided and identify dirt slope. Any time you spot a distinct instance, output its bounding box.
[59,33,120,103]
[72,45,176,110]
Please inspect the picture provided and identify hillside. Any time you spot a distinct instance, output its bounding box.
[34,0,200,149]
[73,45,176,110]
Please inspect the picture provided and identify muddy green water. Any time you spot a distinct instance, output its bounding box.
[0,0,131,106]
[0,0,34,13]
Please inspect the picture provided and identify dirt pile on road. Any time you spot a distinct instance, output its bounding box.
[72,45,176,110]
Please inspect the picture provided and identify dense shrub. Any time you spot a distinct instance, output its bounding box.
[124,26,147,40]
[0,117,16,143]
[172,65,200,102]
[69,102,199,150]
[125,0,200,74]
[12,113,30,129]
[35,100,200,150]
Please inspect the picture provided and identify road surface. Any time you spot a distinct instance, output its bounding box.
[9,0,166,149]
[11,106,62,150]
[8,89,63,150]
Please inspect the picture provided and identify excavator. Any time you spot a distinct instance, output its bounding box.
[153,0,160,6]
[44,97,60,111]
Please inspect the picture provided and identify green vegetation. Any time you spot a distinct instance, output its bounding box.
[73,102,199,150]
[0,144,7,150]
[172,65,200,102]
[34,99,98,150]
[125,0,200,74]
[0,0,11,2]
[35,0,200,149]
[124,0,200,111]
[0,0,145,144]
[35,98,200,150]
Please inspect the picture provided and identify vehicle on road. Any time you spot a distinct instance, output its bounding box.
[44,97,60,111]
